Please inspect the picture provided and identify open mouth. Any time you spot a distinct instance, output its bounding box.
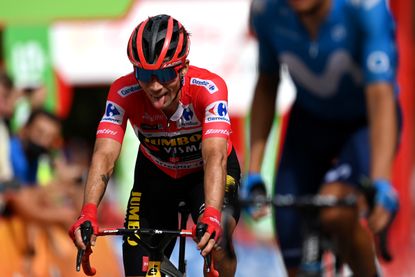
[151,92,168,100]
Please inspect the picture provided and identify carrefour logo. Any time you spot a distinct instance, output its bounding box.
[205,101,230,124]
[101,101,125,125]
[190,78,218,94]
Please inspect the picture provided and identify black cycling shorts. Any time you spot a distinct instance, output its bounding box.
[122,147,241,276]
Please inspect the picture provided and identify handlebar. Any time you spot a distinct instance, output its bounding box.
[239,194,358,208]
[75,221,218,276]
[222,193,393,263]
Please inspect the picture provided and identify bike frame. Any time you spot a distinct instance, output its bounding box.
[99,227,193,277]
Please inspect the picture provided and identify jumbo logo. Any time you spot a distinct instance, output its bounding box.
[101,101,125,125]
[190,78,218,94]
[144,134,202,146]
[205,101,230,124]
[127,191,142,246]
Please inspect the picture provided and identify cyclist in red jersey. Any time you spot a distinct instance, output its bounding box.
[68,14,241,277]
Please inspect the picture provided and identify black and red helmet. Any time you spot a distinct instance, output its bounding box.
[127,14,190,70]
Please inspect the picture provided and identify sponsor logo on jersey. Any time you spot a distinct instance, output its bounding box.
[117,84,139,97]
[331,25,346,42]
[143,134,202,147]
[190,78,218,94]
[178,105,201,128]
[324,164,352,183]
[142,112,164,122]
[139,132,203,159]
[141,123,163,131]
[102,101,125,125]
[280,50,363,97]
[126,191,142,246]
[367,51,390,74]
[96,128,118,136]
[205,129,230,136]
[205,101,230,123]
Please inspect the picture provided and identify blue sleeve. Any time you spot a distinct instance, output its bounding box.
[249,0,280,74]
[352,0,398,84]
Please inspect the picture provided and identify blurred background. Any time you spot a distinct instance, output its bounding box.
[0,0,413,276]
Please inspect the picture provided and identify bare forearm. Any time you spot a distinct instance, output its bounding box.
[249,77,278,172]
[83,154,113,206]
[83,139,121,206]
[366,83,398,180]
[202,139,228,210]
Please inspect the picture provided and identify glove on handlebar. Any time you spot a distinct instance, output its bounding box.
[241,173,267,217]
[374,179,399,213]
[241,173,267,198]
[69,203,99,241]
[195,206,222,242]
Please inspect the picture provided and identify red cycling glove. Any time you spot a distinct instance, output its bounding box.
[68,203,99,241]
[195,206,222,241]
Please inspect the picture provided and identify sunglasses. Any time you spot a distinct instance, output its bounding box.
[134,65,182,84]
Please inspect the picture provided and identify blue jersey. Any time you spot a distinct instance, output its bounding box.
[10,136,38,186]
[250,0,398,120]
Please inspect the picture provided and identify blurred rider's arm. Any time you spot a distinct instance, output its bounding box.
[249,73,280,175]
[242,72,280,220]
[366,82,399,233]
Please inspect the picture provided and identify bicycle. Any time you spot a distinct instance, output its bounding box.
[221,191,394,277]
[75,202,219,277]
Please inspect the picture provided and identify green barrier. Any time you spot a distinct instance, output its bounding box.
[0,0,132,24]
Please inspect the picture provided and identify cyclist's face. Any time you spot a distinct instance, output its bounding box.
[139,65,188,113]
[288,0,328,15]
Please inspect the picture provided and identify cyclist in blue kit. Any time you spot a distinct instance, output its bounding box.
[244,0,400,276]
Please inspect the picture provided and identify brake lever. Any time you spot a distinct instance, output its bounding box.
[195,222,219,276]
[76,221,93,272]
[375,211,396,262]
[362,184,394,262]
[196,223,211,270]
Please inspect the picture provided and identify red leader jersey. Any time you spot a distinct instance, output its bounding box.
[96,65,233,179]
